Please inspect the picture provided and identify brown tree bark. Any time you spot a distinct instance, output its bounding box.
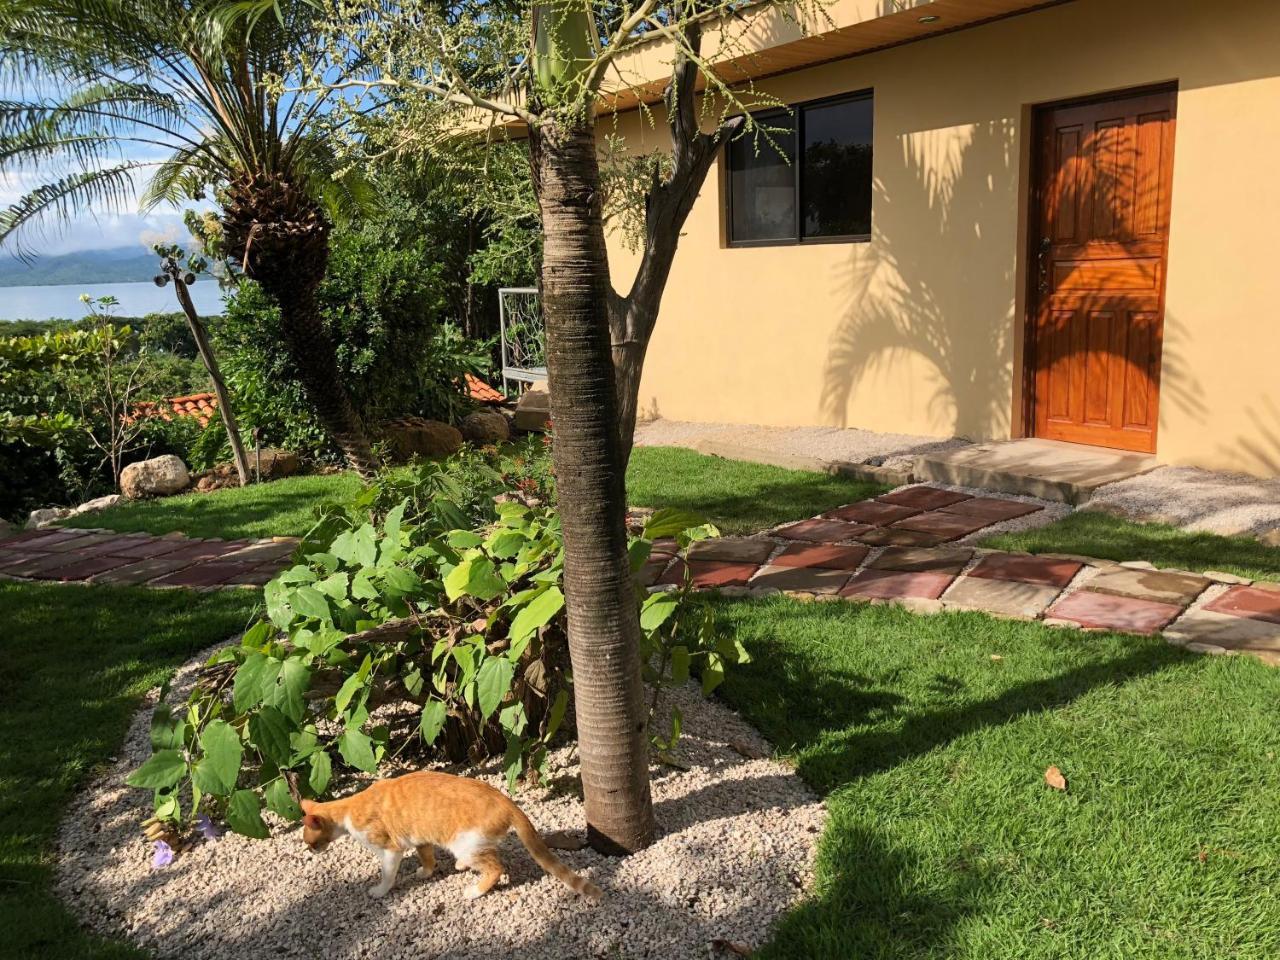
[529,116,655,854]
[608,24,743,466]
[170,273,251,486]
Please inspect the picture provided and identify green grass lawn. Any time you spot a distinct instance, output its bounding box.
[62,446,883,540]
[983,510,1280,583]
[61,473,361,540]
[0,582,259,959]
[627,446,886,534]
[712,596,1280,959]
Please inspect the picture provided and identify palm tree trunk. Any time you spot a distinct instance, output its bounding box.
[530,117,655,854]
[262,274,379,480]
[171,276,250,486]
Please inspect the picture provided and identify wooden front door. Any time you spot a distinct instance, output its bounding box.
[1028,87,1176,453]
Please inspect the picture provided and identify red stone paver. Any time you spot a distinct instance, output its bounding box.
[969,553,1083,587]
[224,565,285,587]
[688,537,776,563]
[770,542,869,571]
[90,555,199,586]
[853,527,948,548]
[41,554,142,582]
[877,486,972,511]
[868,546,973,574]
[221,539,298,563]
[891,511,993,540]
[774,518,870,543]
[749,564,852,594]
[1203,585,1280,625]
[37,531,111,552]
[1046,591,1184,634]
[148,561,263,588]
[659,559,760,589]
[823,501,921,526]
[938,497,1044,523]
[841,569,955,601]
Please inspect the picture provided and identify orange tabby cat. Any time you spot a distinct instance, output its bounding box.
[299,771,603,902]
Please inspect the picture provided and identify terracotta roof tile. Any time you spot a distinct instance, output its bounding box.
[129,392,217,427]
[465,373,505,404]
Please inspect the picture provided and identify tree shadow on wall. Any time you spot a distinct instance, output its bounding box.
[820,116,1204,444]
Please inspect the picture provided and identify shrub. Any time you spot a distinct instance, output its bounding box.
[128,486,743,839]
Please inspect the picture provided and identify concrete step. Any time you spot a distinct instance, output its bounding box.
[914,438,1158,505]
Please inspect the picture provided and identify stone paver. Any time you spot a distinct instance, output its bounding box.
[877,486,972,511]
[148,561,262,588]
[823,501,920,526]
[853,527,948,548]
[938,497,1044,523]
[688,537,777,564]
[1203,585,1280,625]
[1084,567,1211,607]
[868,546,973,574]
[774,518,870,543]
[968,553,1083,587]
[659,559,760,589]
[749,564,852,595]
[890,511,993,540]
[769,542,869,571]
[1163,608,1280,652]
[1046,591,1184,634]
[943,577,1062,619]
[841,569,955,601]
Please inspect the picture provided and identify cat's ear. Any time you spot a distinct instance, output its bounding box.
[300,799,315,813]
[302,813,324,830]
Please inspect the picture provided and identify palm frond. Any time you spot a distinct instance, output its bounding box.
[0,164,146,259]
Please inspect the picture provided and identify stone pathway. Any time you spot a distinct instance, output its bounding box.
[0,528,298,590]
[639,485,1280,667]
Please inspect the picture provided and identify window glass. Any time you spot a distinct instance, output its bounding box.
[728,114,796,243]
[801,95,873,238]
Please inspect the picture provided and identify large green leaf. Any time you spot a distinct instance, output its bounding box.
[268,659,311,723]
[640,591,680,631]
[508,585,564,644]
[444,554,505,602]
[233,653,278,713]
[338,728,377,772]
[227,789,270,839]
[149,704,185,751]
[196,719,243,795]
[249,706,293,768]
[264,778,302,821]
[353,524,378,567]
[419,699,447,747]
[475,657,514,720]
[290,585,331,622]
[642,508,715,540]
[126,748,185,789]
[309,750,332,795]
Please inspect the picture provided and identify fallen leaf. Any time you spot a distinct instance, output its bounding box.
[1044,765,1068,791]
[710,939,753,957]
[542,830,588,851]
[989,655,1004,661]
[728,739,767,760]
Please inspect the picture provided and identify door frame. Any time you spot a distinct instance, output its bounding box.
[1018,81,1179,450]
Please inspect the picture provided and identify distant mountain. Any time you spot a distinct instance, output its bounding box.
[0,248,162,287]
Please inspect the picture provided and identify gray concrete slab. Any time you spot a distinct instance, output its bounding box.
[914,438,1158,504]
[1086,567,1211,607]
[942,577,1062,619]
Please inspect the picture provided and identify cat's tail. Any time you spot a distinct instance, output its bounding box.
[509,805,603,901]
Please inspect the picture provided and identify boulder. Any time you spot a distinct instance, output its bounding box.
[254,447,300,480]
[379,417,464,461]
[0,518,15,540]
[71,493,122,516]
[119,454,190,500]
[513,388,551,433]
[25,506,71,530]
[459,408,511,445]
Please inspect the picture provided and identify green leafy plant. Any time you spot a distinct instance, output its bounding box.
[129,490,741,839]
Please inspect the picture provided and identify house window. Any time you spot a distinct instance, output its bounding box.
[726,92,873,246]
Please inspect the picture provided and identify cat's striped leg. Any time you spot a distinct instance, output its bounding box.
[416,844,436,878]
[368,848,403,899]
[464,851,506,900]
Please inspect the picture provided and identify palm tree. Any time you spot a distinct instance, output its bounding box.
[0,0,379,477]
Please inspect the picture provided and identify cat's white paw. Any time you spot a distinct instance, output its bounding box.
[417,866,434,879]
[454,859,470,871]
[463,884,483,900]
[367,886,390,899]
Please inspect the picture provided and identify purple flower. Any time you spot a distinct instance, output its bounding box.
[151,840,174,869]
[195,814,222,842]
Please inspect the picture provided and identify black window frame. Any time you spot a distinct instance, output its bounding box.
[725,89,874,248]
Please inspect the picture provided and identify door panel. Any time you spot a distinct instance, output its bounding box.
[1029,87,1176,453]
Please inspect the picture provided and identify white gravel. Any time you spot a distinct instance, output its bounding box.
[57,659,823,960]
[635,418,969,471]
[1085,466,1280,539]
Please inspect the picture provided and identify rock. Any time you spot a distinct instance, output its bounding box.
[0,518,16,540]
[379,417,464,461]
[196,475,220,493]
[26,506,72,529]
[71,494,122,516]
[1260,527,1280,548]
[252,447,300,480]
[513,388,551,433]
[119,454,190,500]
[458,408,510,445]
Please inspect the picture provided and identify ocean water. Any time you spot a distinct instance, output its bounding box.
[0,280,228,321]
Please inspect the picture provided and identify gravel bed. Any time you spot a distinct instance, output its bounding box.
[1085,466,1280,539]
[58,658,823,960]
[635,418,970,471]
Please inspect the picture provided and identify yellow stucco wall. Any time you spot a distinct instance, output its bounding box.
[605,0,1280,477]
